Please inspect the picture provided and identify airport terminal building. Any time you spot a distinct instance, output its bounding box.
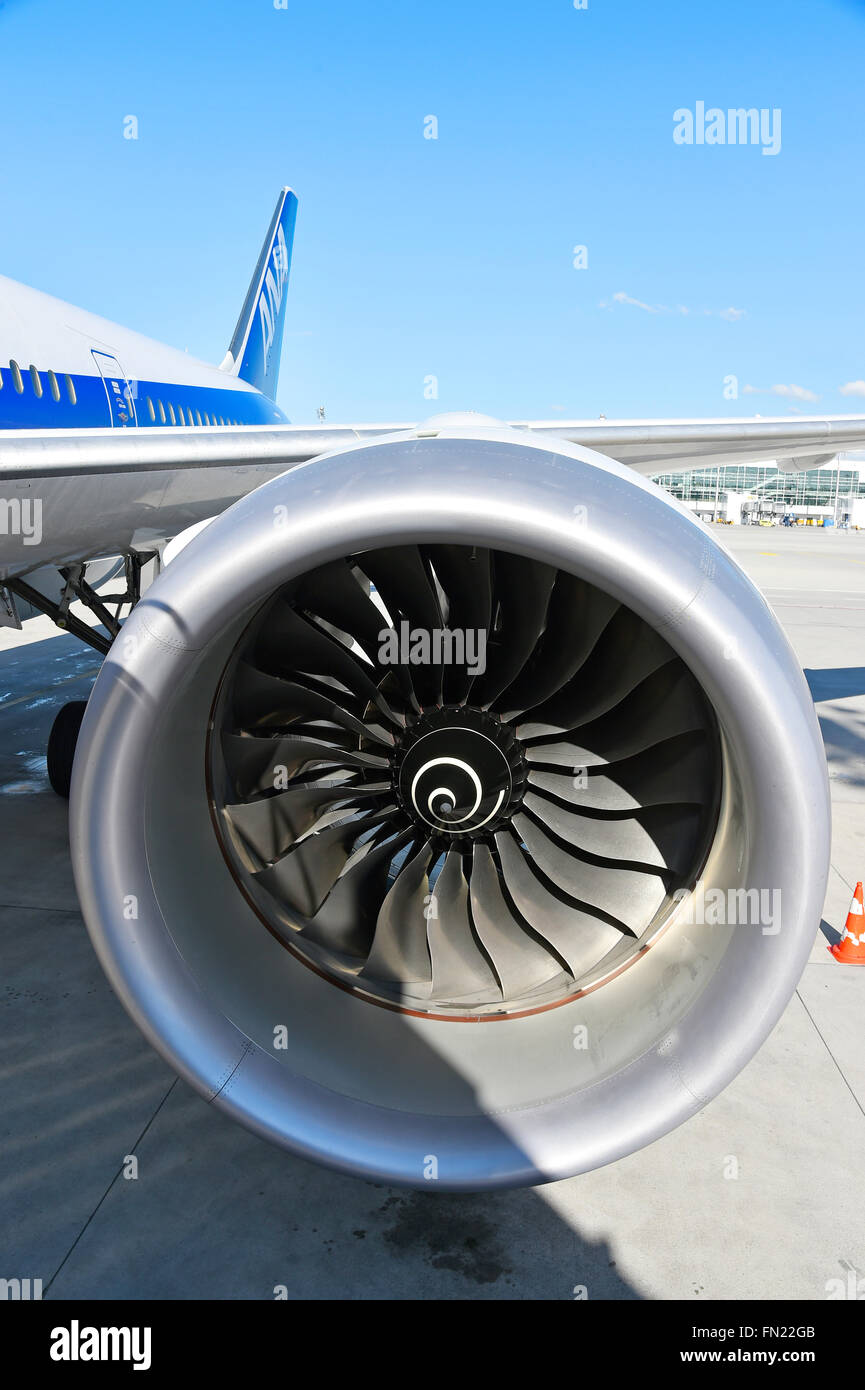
[653,454,865,525]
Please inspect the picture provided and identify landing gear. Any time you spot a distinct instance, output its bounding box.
[7,551,159,797]
[6,551,157,658]
[47,701,88,798]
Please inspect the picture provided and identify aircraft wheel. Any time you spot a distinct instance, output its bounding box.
[47,700,88,798]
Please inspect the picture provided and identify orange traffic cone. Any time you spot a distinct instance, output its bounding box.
[829,882,865,963]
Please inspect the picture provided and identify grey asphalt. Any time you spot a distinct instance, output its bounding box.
[1,527,863,1300]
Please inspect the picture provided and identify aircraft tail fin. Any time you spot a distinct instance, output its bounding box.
[222,188,298,400]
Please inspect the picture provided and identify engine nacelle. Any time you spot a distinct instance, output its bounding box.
[70,423,830,1189]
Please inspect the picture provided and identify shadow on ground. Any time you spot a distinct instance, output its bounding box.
[805,668,865,703]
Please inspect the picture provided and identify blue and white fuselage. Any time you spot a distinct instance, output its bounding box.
[0,189,296,433]
[0,274,289,431]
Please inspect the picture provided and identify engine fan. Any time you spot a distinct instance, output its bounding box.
[210,547,721,1020]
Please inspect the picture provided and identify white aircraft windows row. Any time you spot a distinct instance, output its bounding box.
[144,395,241,428]
[1,360,77,405]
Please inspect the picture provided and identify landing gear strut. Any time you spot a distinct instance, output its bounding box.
[7,552,158,798]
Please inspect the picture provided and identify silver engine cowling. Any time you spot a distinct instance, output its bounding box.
[70,423,830,1190]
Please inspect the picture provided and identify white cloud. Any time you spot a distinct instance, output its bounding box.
[773,384,819,402]
[742,383,819,403]
[603,292,745,320]
[612,290,658,313]
[839,380,865,397]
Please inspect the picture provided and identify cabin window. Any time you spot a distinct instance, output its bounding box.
[48,370,61,402]
[158,400,166,424]
[64,374,77,405]
[168,403,176,424]
[195,410,203,426]
[146,397,155,422]
[10,360,23,393]
[29,365,43,398]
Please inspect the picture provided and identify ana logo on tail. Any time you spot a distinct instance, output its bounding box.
[258,223,290,362]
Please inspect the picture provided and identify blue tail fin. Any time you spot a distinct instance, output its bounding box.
[223,188,298,400]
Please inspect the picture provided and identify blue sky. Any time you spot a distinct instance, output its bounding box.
[0,0,863,424]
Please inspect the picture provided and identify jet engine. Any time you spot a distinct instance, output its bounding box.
[69,421,830,1189]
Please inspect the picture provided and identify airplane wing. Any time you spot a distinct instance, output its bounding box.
[510,413,865,474]
[2,412,865,582]
[4,410,865,488]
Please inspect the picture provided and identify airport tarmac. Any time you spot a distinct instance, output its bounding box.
[1,525,863,1301]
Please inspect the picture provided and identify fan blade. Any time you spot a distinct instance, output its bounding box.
[517,607,675,738]
[362,840,435,984]
[497,575,620,719]
[358,546,443,631]
[302,828,416,955]
[256,599,401,727]
[495,831,623,979]
[424,544,493,632]
[225,779,389,863]
[527,732,712,812]
[424,545,494,703]
[253,806,397,916]
[470,554,557,706]
[526,665,708,767]
[468,842,562,998]
[524,791,710,877]
[512,811,667,931]
[291,559,388,664]
[426,849,500,1000]
[521,791,670,871]
[221,733,388,799]
[233,663,393,747]
[358,546,444,706]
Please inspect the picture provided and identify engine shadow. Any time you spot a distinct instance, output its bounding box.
[25,1070,644,1300]
[802,667,865,790]
[805,667,865,702]
[0,879,645,1299]
[818,918,842,948]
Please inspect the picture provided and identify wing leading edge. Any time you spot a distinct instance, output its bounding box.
[2,412,864,579]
